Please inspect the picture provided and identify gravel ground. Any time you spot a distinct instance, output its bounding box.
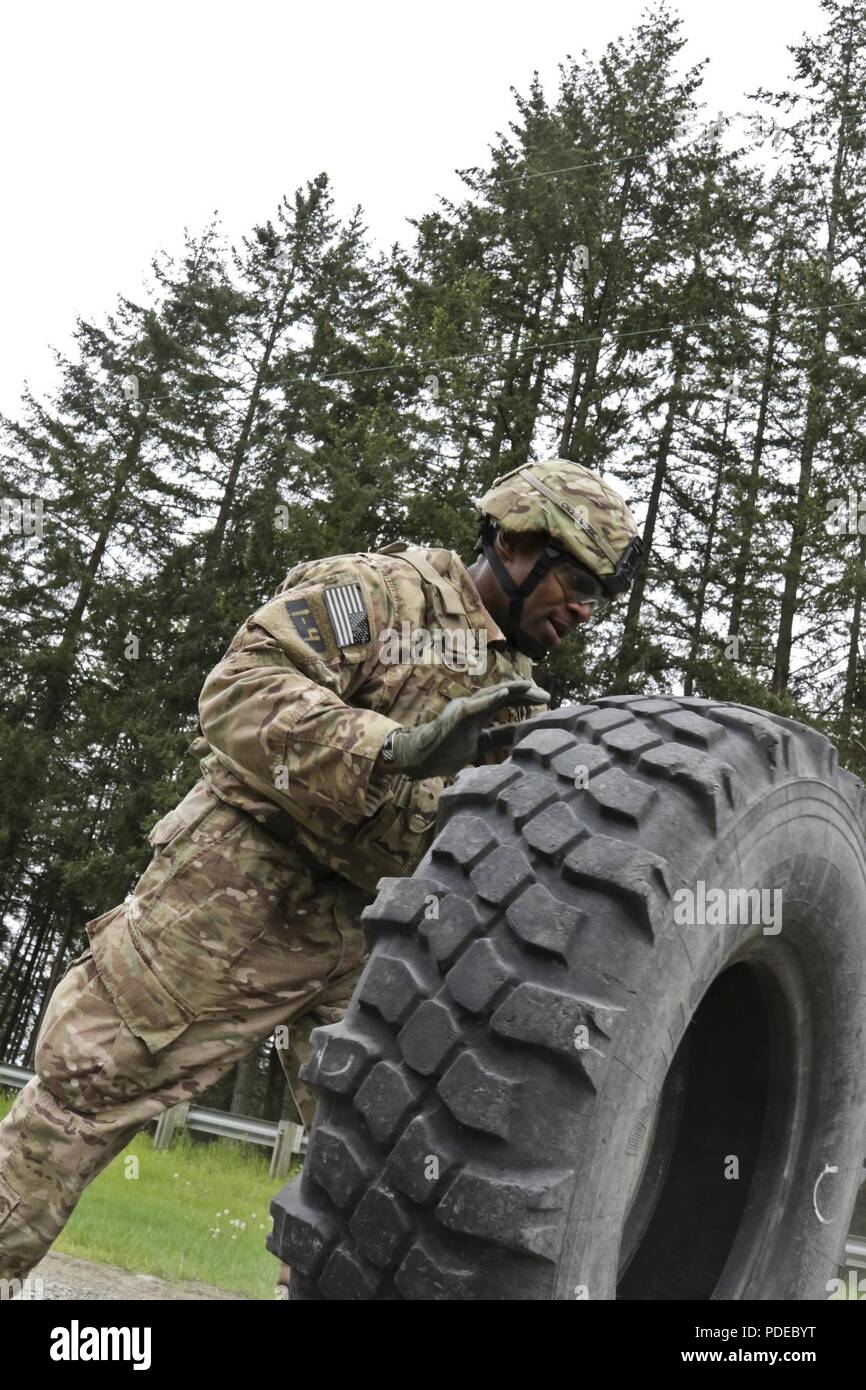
[9,1251,254,1300]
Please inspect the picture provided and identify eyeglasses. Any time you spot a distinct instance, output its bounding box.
[554,559,608,608]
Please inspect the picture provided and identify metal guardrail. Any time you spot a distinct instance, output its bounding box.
[0,1062,306,1179]
[847,1237,866,1270]
[0,1063,33,1090]
[184,1103,284,1146]
[2,1060,865,1265]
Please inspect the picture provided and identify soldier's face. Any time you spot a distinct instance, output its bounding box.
[495,535,595,650]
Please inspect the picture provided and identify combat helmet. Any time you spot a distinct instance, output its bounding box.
[474,458,644,659]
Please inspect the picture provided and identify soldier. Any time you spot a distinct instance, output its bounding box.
[0,459,642,1290]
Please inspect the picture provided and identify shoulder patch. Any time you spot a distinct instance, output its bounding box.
[283,596,328,654]
[324,582,371,648]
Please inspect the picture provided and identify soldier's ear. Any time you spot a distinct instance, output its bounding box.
[496,529,519,562]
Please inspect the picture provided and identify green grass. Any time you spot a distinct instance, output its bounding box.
[0,1089,301,1299]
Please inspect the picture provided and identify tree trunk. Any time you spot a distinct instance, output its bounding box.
[22,913,76,1066]
[35,413,151,734]
[560,165,634,458]
[203,188,326,574]
[839,531,866,760]
[3,910,54,1061]
[230,1047,260,1116]
[613,336,689,690]
[772,53,850,695]
[518,252,568,457]
[684,394,732,694]
[264,1037,287,1120]
[0,411,151,903]
[728,242,786,639]
[0,883,56,1048]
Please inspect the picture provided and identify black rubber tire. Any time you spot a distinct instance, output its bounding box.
[268,695,866,1300]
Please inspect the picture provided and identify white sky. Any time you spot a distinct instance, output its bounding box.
[1,0,824,416]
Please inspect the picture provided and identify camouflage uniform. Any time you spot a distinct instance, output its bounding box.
[0,543,539,1282]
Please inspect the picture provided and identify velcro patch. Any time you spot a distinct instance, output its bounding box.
[324,583,371,648]
[284,597,328,654]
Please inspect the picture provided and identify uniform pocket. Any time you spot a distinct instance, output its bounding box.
[86,904,194,1055]
[147,779,221,853]
[350,775,441,881]
[126,805,305,1021]
[385,661,478,729]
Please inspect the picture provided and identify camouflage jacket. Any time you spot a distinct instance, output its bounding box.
[194,543,545,893]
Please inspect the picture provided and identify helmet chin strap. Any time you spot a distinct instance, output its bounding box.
[479,524,563,661]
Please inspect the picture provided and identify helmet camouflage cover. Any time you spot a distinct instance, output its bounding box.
[476,458,643,596]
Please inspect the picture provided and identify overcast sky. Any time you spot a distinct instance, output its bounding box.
[1,0,824,416]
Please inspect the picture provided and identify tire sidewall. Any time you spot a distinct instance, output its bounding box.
[556,783,866,1302]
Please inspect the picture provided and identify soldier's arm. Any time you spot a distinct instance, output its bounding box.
[198,558,408,831]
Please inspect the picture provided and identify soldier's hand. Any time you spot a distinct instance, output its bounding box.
[477,717,540,756]
[390,679,550,781]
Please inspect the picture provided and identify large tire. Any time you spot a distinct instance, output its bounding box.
[269,695,866,1300]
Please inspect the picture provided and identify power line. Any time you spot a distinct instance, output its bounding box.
[93,296,866,411]
[461,107,789,187]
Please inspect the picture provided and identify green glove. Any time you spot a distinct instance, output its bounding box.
[390,679,550,781]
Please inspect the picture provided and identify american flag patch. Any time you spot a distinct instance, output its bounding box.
[324,582,371,647]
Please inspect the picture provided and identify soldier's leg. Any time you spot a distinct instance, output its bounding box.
[277,958,368,1134]
[0,968,257,1280]
[0,782,364,1283]
[0,947,340,1284]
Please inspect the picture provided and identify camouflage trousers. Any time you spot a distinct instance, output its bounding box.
[0,779,371,1283]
